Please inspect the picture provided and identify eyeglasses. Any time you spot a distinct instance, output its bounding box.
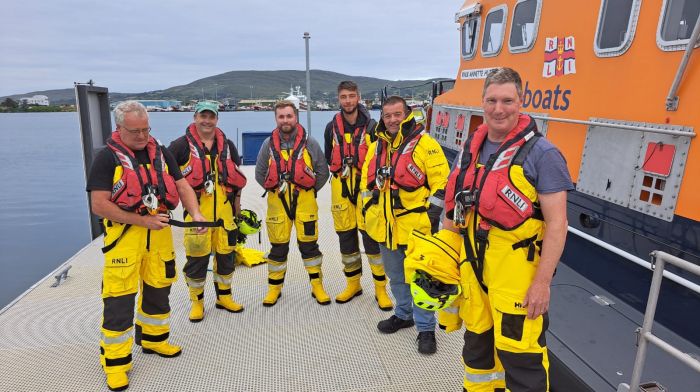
[122,126,151,135]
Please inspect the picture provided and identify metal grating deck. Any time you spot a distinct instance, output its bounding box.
[0,166,465,392]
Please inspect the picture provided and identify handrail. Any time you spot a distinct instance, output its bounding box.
[666,13,700,111]
[617,251,700,392]
[438,106,696,137]
[567,227,700,294]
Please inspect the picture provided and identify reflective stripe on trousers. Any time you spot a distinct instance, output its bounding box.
[100,330,133,345]
[303,256,322,268]
[135,313,170,326]
[213,273,232,285]
[465,370,505,383]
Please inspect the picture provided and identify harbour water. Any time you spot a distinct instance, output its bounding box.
[0,110,357,308]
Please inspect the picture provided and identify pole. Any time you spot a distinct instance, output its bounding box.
[304,32,311,132]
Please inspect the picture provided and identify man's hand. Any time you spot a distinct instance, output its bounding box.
[522,279,550,319]
[190,212,208,234]
[141,213,170,230]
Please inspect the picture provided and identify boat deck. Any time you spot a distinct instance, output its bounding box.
[0,166,466,392]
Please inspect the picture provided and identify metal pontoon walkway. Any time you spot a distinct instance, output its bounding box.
[0,166,466,392]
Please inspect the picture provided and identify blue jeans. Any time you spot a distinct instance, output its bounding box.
[380,244,435,332]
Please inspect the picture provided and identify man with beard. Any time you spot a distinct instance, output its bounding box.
[255,100,330,307]
[169,101,248,322]
[323,81,392,310]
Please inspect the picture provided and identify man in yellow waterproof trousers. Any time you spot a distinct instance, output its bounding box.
[87,101,206,391]
[254,100,330,307]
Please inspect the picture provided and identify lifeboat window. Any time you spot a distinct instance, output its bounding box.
[462,16,481,59]
[509,0,542,53]
[657,0,700,51]
[594,0,641,57]
[482,5,508,57]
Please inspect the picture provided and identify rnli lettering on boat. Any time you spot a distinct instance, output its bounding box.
[501,185,528,212]
[522,81,571,111]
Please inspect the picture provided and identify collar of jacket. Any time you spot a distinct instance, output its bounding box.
[278,125,301,149]
[376,112,417,149]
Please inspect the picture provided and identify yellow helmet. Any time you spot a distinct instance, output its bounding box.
[410,270,461,311]
[237,209,261,235]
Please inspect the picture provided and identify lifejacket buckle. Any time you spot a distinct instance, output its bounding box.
[453,189,476,227]
[341,165,351,179]
[375,166,392,191]
[204,179,215,195]
[278,180,288,194]
[142,187,159,215]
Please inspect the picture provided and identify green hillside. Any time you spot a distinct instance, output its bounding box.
[1,69,452,105]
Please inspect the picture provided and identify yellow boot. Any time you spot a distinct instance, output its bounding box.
[304,256,330,305]
[106,372,129,391]
[142,341,182,358]
[263,259,286,307]
[214,282,244,313]
[310,279,331,305]
[335,275,363,303]
[369,257,393,311]
[262,284,283,307]
[187,286,205,322]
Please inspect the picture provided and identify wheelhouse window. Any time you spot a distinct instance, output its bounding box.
[658,0,700,50]
[462,16,480,59]
[594,0,640,56]
[509,0,541,53]
[482,6,507,57]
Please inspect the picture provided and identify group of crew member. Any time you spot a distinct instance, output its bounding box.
[87,68,571,392]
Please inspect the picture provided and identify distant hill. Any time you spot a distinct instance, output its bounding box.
[1,69,452,105]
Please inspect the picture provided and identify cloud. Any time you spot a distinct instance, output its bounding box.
[0,0,461,96]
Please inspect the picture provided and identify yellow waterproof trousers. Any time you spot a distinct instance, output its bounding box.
[100,221,177,375]
[182,185,238,299]
[264,186,323,286]
[459,219,549,392]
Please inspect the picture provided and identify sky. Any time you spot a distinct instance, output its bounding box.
[0,0,464,96]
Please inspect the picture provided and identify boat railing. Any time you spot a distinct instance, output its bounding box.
[617,250,700,392]
[438,106,696,138]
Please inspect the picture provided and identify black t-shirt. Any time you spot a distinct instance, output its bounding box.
[168,135,242,167]
[86,145,183,192]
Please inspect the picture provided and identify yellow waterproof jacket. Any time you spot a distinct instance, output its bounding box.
[360,113,449,250]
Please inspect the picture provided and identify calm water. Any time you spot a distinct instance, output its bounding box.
[0,110,360,308]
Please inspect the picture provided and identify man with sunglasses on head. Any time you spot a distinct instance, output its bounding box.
[87,100,206,391]
[360,95,449,355]
[168,101,248,323]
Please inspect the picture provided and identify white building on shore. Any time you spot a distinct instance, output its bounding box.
[18,95,49,106]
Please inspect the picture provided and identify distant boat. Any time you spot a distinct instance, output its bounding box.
[283,86,308,111]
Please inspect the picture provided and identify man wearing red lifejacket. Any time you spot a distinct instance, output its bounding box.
[168,101,247,322]
[323,81,392,310]
[360,96,450,354]
[87,101,206,391]
[442,68,573,392]
[254,100,330,307]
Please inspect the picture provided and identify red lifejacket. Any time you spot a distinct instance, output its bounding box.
[366,124,428,192]
[328,113,370,174]
[263,124,316,191]
[444,114,541,231]
[107,131,180,214]
[182,124,247,195]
